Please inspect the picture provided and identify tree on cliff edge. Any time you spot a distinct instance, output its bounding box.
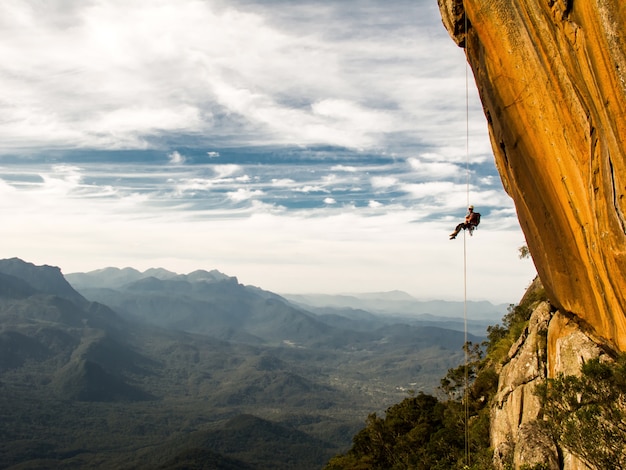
[536,356,626,469]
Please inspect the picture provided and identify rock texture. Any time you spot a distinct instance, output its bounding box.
[491,297,609,470]
[437,0,626,352]
[491,301,556,469]
[437,4,626,466]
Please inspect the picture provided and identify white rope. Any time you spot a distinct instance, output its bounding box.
[463,1,471,466]
[464,235,470,466]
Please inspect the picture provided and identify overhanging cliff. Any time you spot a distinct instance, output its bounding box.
[438,0,626,351]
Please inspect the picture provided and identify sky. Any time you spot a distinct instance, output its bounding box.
[0,0,536,305]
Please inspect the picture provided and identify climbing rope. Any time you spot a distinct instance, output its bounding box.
[463,1,471,466]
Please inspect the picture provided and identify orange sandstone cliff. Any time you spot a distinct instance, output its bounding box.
[438,0,626,352]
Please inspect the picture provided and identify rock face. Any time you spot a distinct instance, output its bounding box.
[491,298,607,469]
[437,3,626,467]
[437,0,626,352]
[490,301,556,469]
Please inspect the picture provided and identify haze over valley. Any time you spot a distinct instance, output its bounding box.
[0,257,506,469]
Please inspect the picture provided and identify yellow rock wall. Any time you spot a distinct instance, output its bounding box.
[438,0,626,351]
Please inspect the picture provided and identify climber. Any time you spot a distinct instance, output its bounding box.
[449,205,481,239]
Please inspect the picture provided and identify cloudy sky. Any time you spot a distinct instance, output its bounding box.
[0,0,535,304]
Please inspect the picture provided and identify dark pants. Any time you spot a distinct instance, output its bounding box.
[451,223,476,238]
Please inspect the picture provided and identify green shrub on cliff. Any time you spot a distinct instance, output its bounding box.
[486,283,546,364]
[535,356,626,470]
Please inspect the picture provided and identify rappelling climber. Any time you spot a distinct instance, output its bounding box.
[449,205,481,239]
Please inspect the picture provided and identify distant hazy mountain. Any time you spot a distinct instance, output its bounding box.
[67,266,496,341]
[283,291,509,321]
[65,266,233,289]
[69,269,332,346]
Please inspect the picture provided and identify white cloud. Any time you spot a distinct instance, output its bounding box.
[297,185,329,193]
[401,181,458,198]
[408,156,462,179]
[271,178,296,187]
[40,165,83,195]
[213,164,242,178]
[227,188,264,202]
[371,176,398,189]
[168,151,185,164]
[331,165,357,172]
[91,106,203,135]
[324,197,336,205]
[173,178,214,194]
[479,175,496,186]
[0,0,480,152]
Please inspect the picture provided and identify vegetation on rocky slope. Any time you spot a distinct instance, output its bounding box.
[536,356,626,469]
[326,275,626,470]
[323,349,495,469]
[324,280,548,469]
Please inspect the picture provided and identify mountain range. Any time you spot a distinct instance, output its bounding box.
[66,266,503,337]
[0,258,503,469]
